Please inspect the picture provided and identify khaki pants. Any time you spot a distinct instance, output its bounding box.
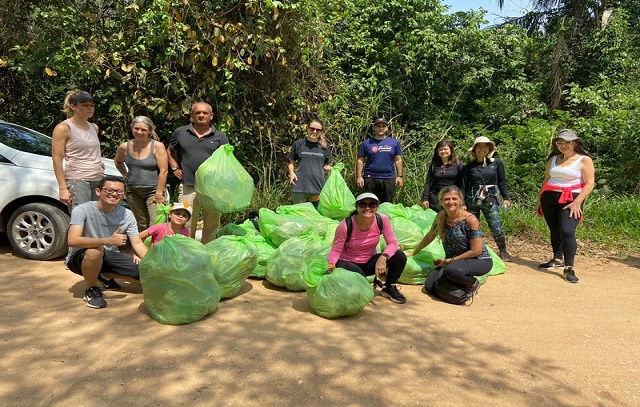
[179,184,221,244]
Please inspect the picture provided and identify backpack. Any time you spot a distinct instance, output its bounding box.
[344,213,383,250]
[425,268,469,305]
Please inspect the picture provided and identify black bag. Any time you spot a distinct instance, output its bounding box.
[425,268,468,305]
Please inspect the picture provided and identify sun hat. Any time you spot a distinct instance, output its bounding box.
[355,192,379,203]
[170,202,192,218]
[553,129,582,143]
[69,92,95,103]
[373,117,388,126]
[469,136,496,159]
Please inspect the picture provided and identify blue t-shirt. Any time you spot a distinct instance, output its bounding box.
[358,137,403,179]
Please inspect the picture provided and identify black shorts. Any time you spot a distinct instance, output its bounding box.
[66,249,140,279]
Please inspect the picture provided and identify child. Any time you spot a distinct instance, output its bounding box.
[140,202,192,244]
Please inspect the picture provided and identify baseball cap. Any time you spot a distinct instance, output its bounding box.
[355,192,380,203]
[170,202,192,218]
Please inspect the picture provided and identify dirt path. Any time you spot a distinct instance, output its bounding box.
[0,235,638,406]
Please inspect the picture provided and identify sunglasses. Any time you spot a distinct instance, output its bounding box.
[357,201,379,209]
[307,127,323,133]
[555,140,573,146]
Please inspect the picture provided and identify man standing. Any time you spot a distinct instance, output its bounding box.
[167,102,229,244]
[356,118,404,203]
[66,175,148,309]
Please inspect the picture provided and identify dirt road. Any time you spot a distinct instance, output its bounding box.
[0,234,638,406]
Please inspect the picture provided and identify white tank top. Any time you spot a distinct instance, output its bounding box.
[63,119,104,181]
[548,155,584,192]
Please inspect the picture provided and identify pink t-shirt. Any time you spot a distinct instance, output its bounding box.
[147,222,190,245]
[328,214,399,265]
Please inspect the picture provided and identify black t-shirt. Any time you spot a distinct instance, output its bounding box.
[287,139,331,194]
[169,124,229,186]
[421,161,464,201]
[459,159,509,200]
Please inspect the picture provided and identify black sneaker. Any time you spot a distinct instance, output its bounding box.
[372,277,384,289]
[381,284,407,304]
[98,273,121,291]
[538,259,564,269]
[465,280,481,298]
[563,267,579,283]
[83,286,107,308]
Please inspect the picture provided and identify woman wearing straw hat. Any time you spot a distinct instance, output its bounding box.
[459,136,512,261]
[537,129,595,283]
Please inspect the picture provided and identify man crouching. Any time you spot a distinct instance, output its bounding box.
[66,175,148,308]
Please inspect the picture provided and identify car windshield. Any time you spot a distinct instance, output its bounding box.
[0,123,53,157]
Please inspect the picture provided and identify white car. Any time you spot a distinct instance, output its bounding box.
[0,120,120,260]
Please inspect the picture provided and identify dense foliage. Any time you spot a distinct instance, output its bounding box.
[1,0,639,209]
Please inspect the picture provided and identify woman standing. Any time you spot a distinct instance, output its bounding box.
[328,193,407,304]
[52,90,105,211]
[459,136,512,261]
[411,186,492,304]
[537,129,595,283]
[114,116,168,231]
[421,140,464,212]
[287,119,332,207]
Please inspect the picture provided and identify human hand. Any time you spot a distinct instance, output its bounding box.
[375,256,387,279]
[109,227,128,246]
[173,168,184,180]
[133,254,142,264]
[152,193,165,204]
[356,176,364,188]
[503,200,511,208]
[433,258,445,267]
[289,173,298,185]
[421,201,429,210]
[59,188,72,206]
[564,201,583,219]
[395,177,404,188]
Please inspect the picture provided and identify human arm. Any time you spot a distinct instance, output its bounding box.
[323,145,333,171]
[496,159,510,206]
[356,157,365,188]
[130,235,148,259]
[113,143,128,178]
[565,156,595,219]
[421,166,434,209]
[537,157,553,211]
[327,220,348,270]
[167,146,183,181]
[152,142,169,204]
[67,225,128,248]
[287,160,298,185]
[51,123,72,205]
[411,229,436,256]
[394,155,403,187]
[436,214,483,266]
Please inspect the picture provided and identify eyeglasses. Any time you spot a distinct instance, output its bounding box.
[555,140,572,146]
[101,188,125,195]
[357,201,379,209]
[307,127,323,133]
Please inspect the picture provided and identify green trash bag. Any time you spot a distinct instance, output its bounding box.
[217,223,248,238]
[265,234,331,291]
[322,220,341,245]
[389,216,424,250]
[317,163,356,220]
[305,267,374,319]
[238,219,260,236]
[413,238,446,265]
[258,208,316,247]
[398,253,436,285]
[194,144,254,213]
[276,202,330,237]
[408,206,438,231]
[377,202,412,219]
[246,234,276,279]
[139,235,221,325]
[205,235,258,298]
[475,246,507,284]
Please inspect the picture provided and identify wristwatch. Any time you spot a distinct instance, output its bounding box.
[171,166,179,171]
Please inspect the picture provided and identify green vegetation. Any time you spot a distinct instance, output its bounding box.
[1,0,638,254]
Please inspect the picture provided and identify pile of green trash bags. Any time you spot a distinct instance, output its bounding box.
[140,235,221,325]
[305,268,374,319]
[317,163,355,219]
[195,144,254,213]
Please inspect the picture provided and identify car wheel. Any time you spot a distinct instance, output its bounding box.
[7,203,70,260]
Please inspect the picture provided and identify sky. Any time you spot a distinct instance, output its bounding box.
[442,0,533,25]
